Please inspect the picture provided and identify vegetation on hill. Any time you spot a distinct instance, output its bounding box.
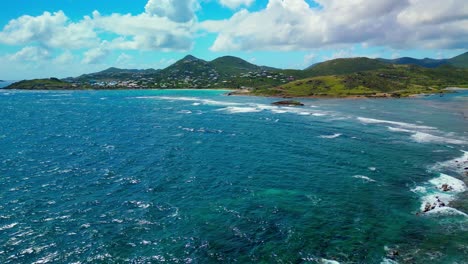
[305,58,389,76]
[252,65,468,97]
[447,52,468,68]
[6,78,78,90]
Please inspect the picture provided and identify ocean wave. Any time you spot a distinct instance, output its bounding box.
[0,222,18,231]
[430,150,468,175]
[357,117,436,130]
[319,133,342,139]
[411,132,466,145]
[428,173,466,192]
[387,127,467,145]
[219,106,263,113]
[353,175,376,182]
[321,259,340,264]
[414,172,467,217]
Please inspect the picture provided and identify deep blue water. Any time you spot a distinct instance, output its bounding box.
[0,89,467,263]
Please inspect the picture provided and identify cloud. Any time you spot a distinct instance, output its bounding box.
[0,11,98,49]
[82,45,110,64]
[54,51,75,64]
[0,1,196,54]
[145,0,198,22]
[8,46,52,62]
[202,0,468,51]
[303,53,316,65]
[91,11,194,51]
[219,0,254,9]
[116,53,133,65]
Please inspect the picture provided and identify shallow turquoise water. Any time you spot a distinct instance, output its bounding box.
[0,89,467,263]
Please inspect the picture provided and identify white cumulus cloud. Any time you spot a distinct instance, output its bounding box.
[202,0,468,51]
[219,0,254,9]
[8,46,52,62]
[0,11,98,50]
[145,0,198,22]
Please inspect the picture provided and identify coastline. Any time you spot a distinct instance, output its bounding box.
[226,89,457,99]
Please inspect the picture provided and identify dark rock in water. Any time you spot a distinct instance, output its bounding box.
[387,250,399,260]
[441,184,453,192]
[272,100,304,106]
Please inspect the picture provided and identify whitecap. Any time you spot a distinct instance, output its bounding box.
[425,206,468,217]
[428,173,466,193]
[358,117,436,130]
[0,223,18,231]
[410,186,427,193]
[321,259,340,264]
[319,133,342,139]
[411,132,466,145]
[177,110,192,114]
[353,175,376,182]
[387,127,467,145]
[220,107,263,113]
[380,258,399,264]
[430,150,468,175]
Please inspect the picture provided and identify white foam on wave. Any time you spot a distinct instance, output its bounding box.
[380,258,399,264]
[411,132,466,145]
[358,117,436,130]
[415,173,467,216]
[319,133,342,139]
[136,96,241,107]
[353,175,376,182]
[0,223,18,231]
[425,206,468,217]
[220,106,263,113]
[177,110,192,114]
[320,259,340,264]
[387,127,467,145]
[430,150,468,175]
[429,173,466,192]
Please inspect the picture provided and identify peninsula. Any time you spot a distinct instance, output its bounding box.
[6,52,468,98]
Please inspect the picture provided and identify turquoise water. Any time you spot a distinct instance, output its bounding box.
[0,89,467,263]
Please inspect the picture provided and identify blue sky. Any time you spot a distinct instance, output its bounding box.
[0,0,466,79]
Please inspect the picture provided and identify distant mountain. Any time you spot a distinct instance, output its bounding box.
[305,57,389,76]
[378,52,468,68]
[379,57,448,68]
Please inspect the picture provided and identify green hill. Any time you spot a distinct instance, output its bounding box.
[6,78,77,90]
[305,57,389,76]
[447,52,468,68]
[75,67,159,81]
[210,56,263,75]
[253,64,468,97]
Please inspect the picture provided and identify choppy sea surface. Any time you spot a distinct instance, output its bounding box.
[0,89,467,263]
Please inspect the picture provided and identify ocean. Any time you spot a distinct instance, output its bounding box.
[0,89,466,263]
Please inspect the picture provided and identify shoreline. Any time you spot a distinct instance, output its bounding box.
[227,90,455,99]
[2,86,464,99]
